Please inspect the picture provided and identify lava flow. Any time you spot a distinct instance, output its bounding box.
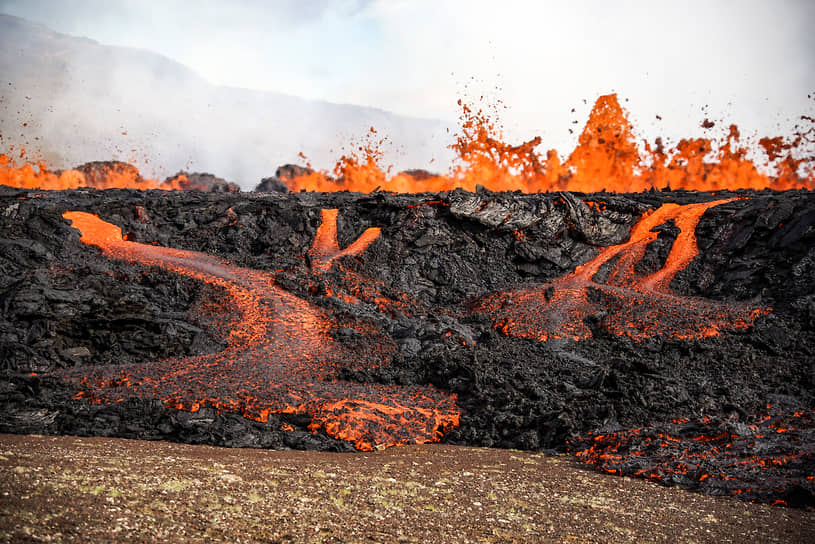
[57,210,459,451]
[307,208,382,272]
[570,410,815,506]
[473,199,768,341]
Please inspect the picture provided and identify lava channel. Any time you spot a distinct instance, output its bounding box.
[473,199,769,341]
[58,210,459,451]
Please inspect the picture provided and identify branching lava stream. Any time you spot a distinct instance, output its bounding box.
[473,199,768,341]
[58,210,460,451]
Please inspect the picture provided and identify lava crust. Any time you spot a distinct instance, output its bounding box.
[1,186,813,506]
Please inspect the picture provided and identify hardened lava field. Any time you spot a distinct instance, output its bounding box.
[1,187,813,506]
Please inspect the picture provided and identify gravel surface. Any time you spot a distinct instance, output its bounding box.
[1,433,812,543]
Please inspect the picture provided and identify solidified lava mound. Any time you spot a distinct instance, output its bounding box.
[1,186,813,506]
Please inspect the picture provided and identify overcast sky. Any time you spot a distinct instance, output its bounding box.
[1,0,813,158]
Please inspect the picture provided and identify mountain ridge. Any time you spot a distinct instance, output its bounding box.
[0,13,452,188]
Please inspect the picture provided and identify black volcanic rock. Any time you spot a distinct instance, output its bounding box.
[399,169,440,181]
[164,171,241,192]
[276,164,314,181]
[254,176,290,193]
[74,161,145,188]
[254,164,316,192]
[0,187,813,505]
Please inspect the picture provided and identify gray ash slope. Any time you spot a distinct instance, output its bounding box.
[0,186,813,505]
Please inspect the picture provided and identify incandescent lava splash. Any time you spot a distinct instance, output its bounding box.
[3,93,813,194]
[57,210,459,451]
[284,94,815,193]
[0,155,162,190]
[0,155,237,191]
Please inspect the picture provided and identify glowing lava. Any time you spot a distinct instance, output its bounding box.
[571,410,815,506]
[284,94,814,193]
[4,94,812,194]
[0,156,167,190]
[0,156,228,191]
[307,208,382,272]
[473,199,769,341]
[58,210,459,451]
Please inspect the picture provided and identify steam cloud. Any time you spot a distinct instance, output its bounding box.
[0,14,453,189]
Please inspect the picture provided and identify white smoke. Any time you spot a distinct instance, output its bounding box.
[0,13,453,189]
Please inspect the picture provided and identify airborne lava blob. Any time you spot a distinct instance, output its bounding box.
[58,210,459,451]
[473,199,769,341]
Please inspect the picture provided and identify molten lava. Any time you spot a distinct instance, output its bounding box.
[307,208,382,272]
[3,94,812,193]
[284,94,814,193]
[0,156,232,191]
[57,210,459,451]
[0,156,168,190]
[571,410,815,506]
[473,199,769,341]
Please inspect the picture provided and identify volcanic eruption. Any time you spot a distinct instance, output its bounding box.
[1,93,813,507]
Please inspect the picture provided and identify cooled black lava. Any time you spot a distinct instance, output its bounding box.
[1,186,813,506]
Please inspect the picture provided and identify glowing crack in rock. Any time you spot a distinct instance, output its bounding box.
[473,199,769,341]
[58,210,459,451]
[571,410,815,505]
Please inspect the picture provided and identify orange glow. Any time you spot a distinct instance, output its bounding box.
[58,210,459,451]
[283,94,814,193]
[473,199,770,341]
[573,410,813,503]
[307,209,381,272]
[563,94,643,192]
[0,155,168,190]
[0,156,233,191]
[4,95,812,193]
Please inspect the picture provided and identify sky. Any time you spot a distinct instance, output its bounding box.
[1,0,814,162]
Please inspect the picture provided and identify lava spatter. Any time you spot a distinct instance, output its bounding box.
[281,93,814,193]
[473,199,769,342]
[58,211,459,451]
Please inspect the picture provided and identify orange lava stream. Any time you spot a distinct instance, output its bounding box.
[307,209,382,272]
[58,211,459,450]
[473,199,769,342]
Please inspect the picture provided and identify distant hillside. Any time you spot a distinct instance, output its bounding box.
[0,14,452,188]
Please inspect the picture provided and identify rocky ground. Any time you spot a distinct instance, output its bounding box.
[2,433,813,544]
[1,186,813,505]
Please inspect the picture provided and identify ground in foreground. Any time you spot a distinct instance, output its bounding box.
[0,434,812,543]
